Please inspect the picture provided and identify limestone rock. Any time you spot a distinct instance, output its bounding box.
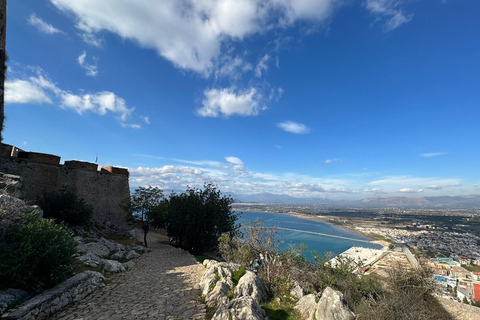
[102,260,126,273]
[122,260,135,270]
[77,252,103,267]
[125,250,140,260]
[315,287,355,320]
[234,271,267,304]
[0,289,29,314]
[205,280,231,307]
[203,259,219,269]
[295,294,317,320]
[213,296,266,320]
[110,251,124,260]
[290,281,304,299]
[98,237,126,252]
[73,236,84,245]
[80,242,110,257]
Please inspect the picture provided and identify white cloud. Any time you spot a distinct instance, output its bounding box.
[81,33,103,47]
[277,121,310,134]
[50,0,339,75]
[275,145,282,149]
[420,152,445,158]
[5,79,52,104]
[77,51,98,77]
[399,188,423,193]
[143,117,150,124]
[255,54,270,78]
[364,0,413,32]
[7,68,134,124]
[28,13,64,34]
[325,158,342,164]
[198,87,264,117]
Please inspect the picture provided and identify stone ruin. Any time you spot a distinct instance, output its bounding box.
[0,143,131,233]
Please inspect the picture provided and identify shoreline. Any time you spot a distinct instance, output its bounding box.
[236,209,390,249]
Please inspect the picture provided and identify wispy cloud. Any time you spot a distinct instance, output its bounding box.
[277,121,310,134]
[255,54,270,78]
[28,13,64,34]
[325,158,342,164]
[398,188,423,193]
[364,0,413,32]
[77,51,98,77]
[420,152,445,158]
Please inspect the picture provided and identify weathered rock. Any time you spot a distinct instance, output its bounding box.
[213,296,266,320]
[203,259,219,269]
[98,237,126,252]
[130,244,151,253]
[125,250,140,260]
[110,251,124,260]
[234,271,267,304]
[200,263,236,296]
[295,294,317,320]
[0,289,29,314]
[205,280,231,307]
[102,260,126,273]
[77,251,103,267]
[122,260,135,270]
[0,194,43,239]
[315,287,355,320]
[290,281,304,299]
[73,236,84,246]
[77,242,110,257]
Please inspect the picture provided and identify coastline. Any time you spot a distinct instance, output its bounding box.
[237,209,390,249]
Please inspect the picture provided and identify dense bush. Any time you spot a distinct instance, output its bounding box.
[0,212,76,291]
[38,187,94,226]
[166,183,237,254]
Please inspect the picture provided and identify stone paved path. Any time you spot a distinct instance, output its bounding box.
[51,230,206,320]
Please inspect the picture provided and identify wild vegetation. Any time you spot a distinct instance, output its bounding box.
[129,182,237,254]
[38,187,94,227]
[0,211,76,291]
[218,219,453,320]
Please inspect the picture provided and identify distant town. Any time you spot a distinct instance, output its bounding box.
[233,202,480,306]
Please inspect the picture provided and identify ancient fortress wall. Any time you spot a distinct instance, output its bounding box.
[0,143,130,227]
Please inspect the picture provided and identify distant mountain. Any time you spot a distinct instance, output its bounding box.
[231,193,480,209]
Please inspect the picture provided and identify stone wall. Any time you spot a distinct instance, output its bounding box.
[0,271,105,320]
[0,145,130,229]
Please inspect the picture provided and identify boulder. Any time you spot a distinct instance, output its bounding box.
[77,252,103,267]
[110,251,124,260]
[98,237,126,252]
[315,287,355,320]
[199,263,235,296]
[73,236,84,245]
[203,259,220,269]
[125,250,140,260]
[78,242,110,257]
[295,294,317,320]
[213,296,266,320]
[290,281,304,299]
[102,260,126,273]
[234,271,267,304]
[205,280,231,307]
[122,261,135,270]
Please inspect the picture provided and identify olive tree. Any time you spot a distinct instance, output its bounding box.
[130,186,165,247]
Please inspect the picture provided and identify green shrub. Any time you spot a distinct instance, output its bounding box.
[0,213,76,291]
[38,187,94,227]
[232,266,246,286]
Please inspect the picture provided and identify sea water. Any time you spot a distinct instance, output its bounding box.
[237,211,382,261]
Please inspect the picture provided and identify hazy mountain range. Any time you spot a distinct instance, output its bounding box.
[230,192,480,210]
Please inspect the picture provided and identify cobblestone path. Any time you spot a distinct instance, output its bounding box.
[52,230,206,320]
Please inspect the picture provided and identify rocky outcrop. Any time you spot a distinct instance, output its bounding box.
[74,236,143,273]
[290,281,304,299]
[213,296,266,320]
[234,271,267,304]
[315,287,355,320]
[295,287,355,320]
[200,259,267,320]
[0,194,43,240]
[0,289,29,315]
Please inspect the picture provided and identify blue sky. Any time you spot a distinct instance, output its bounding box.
[3,0,480,199]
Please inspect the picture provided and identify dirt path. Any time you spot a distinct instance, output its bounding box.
[51,229,206,320]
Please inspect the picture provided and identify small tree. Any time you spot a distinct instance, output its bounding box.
[166,183,237,254]
[130,186,165,247]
